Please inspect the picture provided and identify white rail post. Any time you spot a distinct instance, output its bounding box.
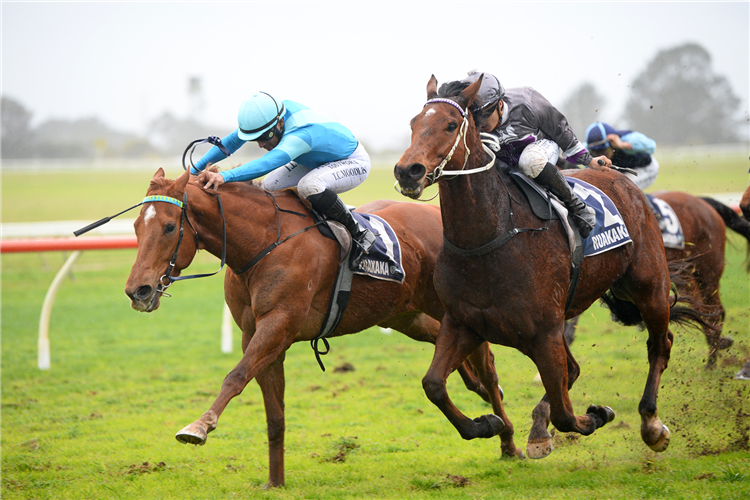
[221,302,233,353]
[39,251,82,370]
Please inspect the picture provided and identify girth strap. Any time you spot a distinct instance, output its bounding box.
[310,257,354,371]
[443,227,538,257]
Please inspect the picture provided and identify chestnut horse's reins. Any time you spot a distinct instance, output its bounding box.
[74,191,227,301]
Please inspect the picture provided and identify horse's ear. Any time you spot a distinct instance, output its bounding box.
[153,167,165,180]
[457,74,483,109]
[427,75,438,99]
[174,168,190,195]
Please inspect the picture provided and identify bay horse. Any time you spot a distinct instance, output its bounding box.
[393,75,718,459]
[565,191,749,367]
[703,184,750,380]
[124,168,517,487]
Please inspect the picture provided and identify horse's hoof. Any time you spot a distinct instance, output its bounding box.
[526,438,554,459]
[647,424,670,452]
[604,406,616,423]
[175,422,207,446]
[587,404,616,427]
[474,413,505,438]
[717,336,734,350]
[498,385,504,401]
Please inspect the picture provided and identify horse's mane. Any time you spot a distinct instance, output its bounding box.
[438,80,471,98]
[437,80,484,127]
[184,164,265,196]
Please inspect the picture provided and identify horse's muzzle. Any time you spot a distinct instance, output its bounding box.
[394,163,426,199]
[125,284,160,312]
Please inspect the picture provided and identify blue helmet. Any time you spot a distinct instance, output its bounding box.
[584,122,630,151]
[237,92,286,141]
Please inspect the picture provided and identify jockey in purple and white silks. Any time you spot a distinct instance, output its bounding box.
[192,92,376,269]
[440,71,613,238]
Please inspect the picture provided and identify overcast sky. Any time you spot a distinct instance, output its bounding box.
[2,1,748,151]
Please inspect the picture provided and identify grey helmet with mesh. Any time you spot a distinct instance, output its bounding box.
[461,70,505,113]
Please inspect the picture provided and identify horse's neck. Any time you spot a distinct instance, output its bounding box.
[439,142,510,250]
[186,184,280,269]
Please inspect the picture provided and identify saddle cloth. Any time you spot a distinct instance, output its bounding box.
[645,194,685,249]
[351,212,405,283]
[568,178,633,257]
[510,171,632,258]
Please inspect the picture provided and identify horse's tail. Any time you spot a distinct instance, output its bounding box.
[601,260,723,333]
[700,196,750,272]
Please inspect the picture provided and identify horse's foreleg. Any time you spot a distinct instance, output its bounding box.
[176,315,298,447]
[527,337,583,458]
[384,312,495,403]
[256,353,286,488]
[465,343,523,458]
[422,316,505,440]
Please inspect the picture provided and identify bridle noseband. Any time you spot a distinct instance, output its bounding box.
[74,190,227,304]
[394,97,497,201]
[154,192,227,299]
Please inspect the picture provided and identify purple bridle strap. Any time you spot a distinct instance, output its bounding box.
[424,98,466,116]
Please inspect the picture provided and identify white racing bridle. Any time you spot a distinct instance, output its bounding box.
[395,97,497,201]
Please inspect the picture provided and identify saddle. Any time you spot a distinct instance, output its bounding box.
[508,170,584,314]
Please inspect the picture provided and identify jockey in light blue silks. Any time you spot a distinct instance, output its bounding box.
[584,122,659,190]
[439,71,613,238]
[193,92,376,269]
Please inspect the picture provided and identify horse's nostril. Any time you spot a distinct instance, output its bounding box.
[406,163,426,181]
[134,285,153,301]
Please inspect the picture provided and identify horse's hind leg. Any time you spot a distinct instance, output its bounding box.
[629,284,674,452]
[694,275,729,368]
[422,315,505,440]
[531,327,615,445]
[526,334,608,459]
[638,321,674,452]
[256,353,286,488]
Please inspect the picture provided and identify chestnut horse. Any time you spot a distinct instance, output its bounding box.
[394,75,717,459]
[124,168,513,487]
[565,191,749,367]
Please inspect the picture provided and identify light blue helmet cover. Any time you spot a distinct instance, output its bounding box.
[237,92,286,141]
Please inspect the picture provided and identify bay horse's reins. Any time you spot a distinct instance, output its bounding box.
[393,98,497,201]
[408,97,548,256]
[411,98,587,313]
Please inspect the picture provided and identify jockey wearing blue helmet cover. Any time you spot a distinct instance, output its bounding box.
[192,92,376,270]
[585,121,658,190]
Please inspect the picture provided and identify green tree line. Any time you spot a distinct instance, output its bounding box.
[547,43,745,146]
[2,43,746,160]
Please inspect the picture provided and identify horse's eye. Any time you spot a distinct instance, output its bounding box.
[164,223,176,235]
[447,122,458,132]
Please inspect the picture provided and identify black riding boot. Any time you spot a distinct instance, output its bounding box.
[307,189,376,270]
[536,162,596,238]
